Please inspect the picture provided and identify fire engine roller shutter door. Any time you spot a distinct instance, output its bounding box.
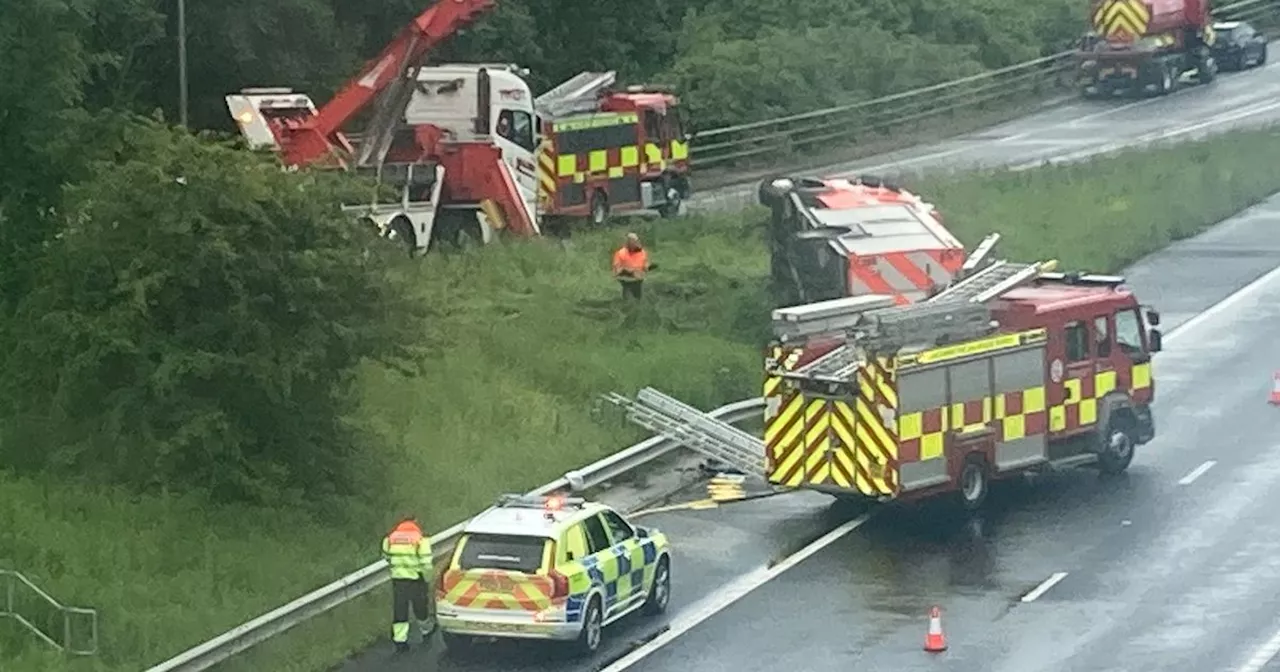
[896,364,950,491]
[991,343,1049,471]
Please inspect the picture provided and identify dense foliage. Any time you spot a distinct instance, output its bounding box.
[0,0,1082,507]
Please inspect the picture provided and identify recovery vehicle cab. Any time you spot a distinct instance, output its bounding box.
[758,175,967,308]
[436,494,671,656]
[607,256,1163,512]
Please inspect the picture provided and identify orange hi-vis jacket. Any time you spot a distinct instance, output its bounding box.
[613,246,648,281]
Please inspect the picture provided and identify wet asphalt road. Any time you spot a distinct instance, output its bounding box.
[605,194,1280,672]
[691,59,1280,214]
[335,65,1280,672]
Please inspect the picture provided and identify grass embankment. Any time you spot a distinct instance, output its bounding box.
[4,125,1280,672]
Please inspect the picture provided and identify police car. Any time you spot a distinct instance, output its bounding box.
[435,494,672,655]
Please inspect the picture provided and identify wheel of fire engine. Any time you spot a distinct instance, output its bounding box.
[573,595,604,655]
[658,176,683,219]
[959,453,989,511]
[643,556,672,616]
[1198,55,1217,84]
[1097,412,1136,476]
[388,217,417,258]
[589,191,609,227]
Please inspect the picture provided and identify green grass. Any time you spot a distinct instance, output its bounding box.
[5,124,1280,672]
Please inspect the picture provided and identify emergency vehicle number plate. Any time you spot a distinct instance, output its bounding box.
[480,575,514,591]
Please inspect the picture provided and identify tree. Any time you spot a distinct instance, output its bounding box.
[0,113,424,505]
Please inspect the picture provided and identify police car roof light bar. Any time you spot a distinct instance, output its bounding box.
[497,493,586,510]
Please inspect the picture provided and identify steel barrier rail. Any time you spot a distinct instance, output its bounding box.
[145,397,767,672]
[686,0,1278,171]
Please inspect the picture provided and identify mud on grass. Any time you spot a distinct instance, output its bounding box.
[7,124,1280,672]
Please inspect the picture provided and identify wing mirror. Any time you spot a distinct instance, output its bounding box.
[1146,308,1161,326]
[1149,328,1163,353]
[634,526,650,539]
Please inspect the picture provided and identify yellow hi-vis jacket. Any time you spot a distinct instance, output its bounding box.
[382,520,433,581]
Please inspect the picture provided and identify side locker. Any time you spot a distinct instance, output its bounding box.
[991,334,1050,471]
[944,353,996,481]
[896,362,950,492]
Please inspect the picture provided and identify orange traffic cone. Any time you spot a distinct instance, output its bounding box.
[924,606,947,652]
[1270,372,1280,405]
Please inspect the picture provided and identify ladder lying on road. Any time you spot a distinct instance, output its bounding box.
[602,387,766,476]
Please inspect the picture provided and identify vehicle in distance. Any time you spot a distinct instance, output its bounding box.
[435,494,672,655]
[1075,0,1217,98]
[1210,20,1269,70]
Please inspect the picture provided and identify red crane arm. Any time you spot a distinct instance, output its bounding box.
[284,0,497,166]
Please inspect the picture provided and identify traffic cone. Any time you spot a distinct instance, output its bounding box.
[924,606,947,652]
[1270,372,1280,405]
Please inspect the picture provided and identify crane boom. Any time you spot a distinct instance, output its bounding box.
[281,0,497,167]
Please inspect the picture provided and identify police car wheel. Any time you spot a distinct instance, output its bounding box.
[574,597,604,655]
[643,557,671,616]
[441,632,473,653]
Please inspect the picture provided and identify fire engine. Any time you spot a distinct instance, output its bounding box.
[758,175,968,308]
[225,0,690,254]
[607,193,1164,511]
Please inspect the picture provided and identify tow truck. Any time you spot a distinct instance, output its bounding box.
[606,251,1163,511]
[226,0,691,254]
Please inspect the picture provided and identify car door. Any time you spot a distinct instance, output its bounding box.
[599,509,647,614]
[579,513,624,618]
[1053,319,1100,434]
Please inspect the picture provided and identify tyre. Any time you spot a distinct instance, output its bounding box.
[958,453,989,511]
[388,217,417,258]
[441,632,474,655]
[642,557,671,616]
[572,596,604,656]
[589,191,609,227]
[1097,412,1136,475]
[1260,45,1268,66]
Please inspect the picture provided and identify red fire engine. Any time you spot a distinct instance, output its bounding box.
[758,175,969,308]
[607,231,1164,512]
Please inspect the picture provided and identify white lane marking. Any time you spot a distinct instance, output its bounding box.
[1017,98,1280,169]
[597,514,869,672]
[1237,626,1280,672]
[1164,262,1280,343]
[853,97,1156,175]
[1019,571,1069,603]
[1177,460,1217,485]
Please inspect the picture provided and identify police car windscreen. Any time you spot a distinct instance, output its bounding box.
[458,534,548,573]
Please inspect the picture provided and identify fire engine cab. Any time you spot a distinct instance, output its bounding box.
[607,253,1163,512]
[759,175,967,308]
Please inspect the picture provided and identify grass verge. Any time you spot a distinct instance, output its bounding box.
[4,124,1280,672]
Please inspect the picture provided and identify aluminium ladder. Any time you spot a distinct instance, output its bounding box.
[535,71,617,119]
[786,258,1054,382]
[602,387,766,476]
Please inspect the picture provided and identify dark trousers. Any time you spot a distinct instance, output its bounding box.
[391,578,431,644]
[620,280,643,299]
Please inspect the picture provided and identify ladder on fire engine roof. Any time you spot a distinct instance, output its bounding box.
[535,71,617,119]
[780,258,1057,382]
[602,388,766,476]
